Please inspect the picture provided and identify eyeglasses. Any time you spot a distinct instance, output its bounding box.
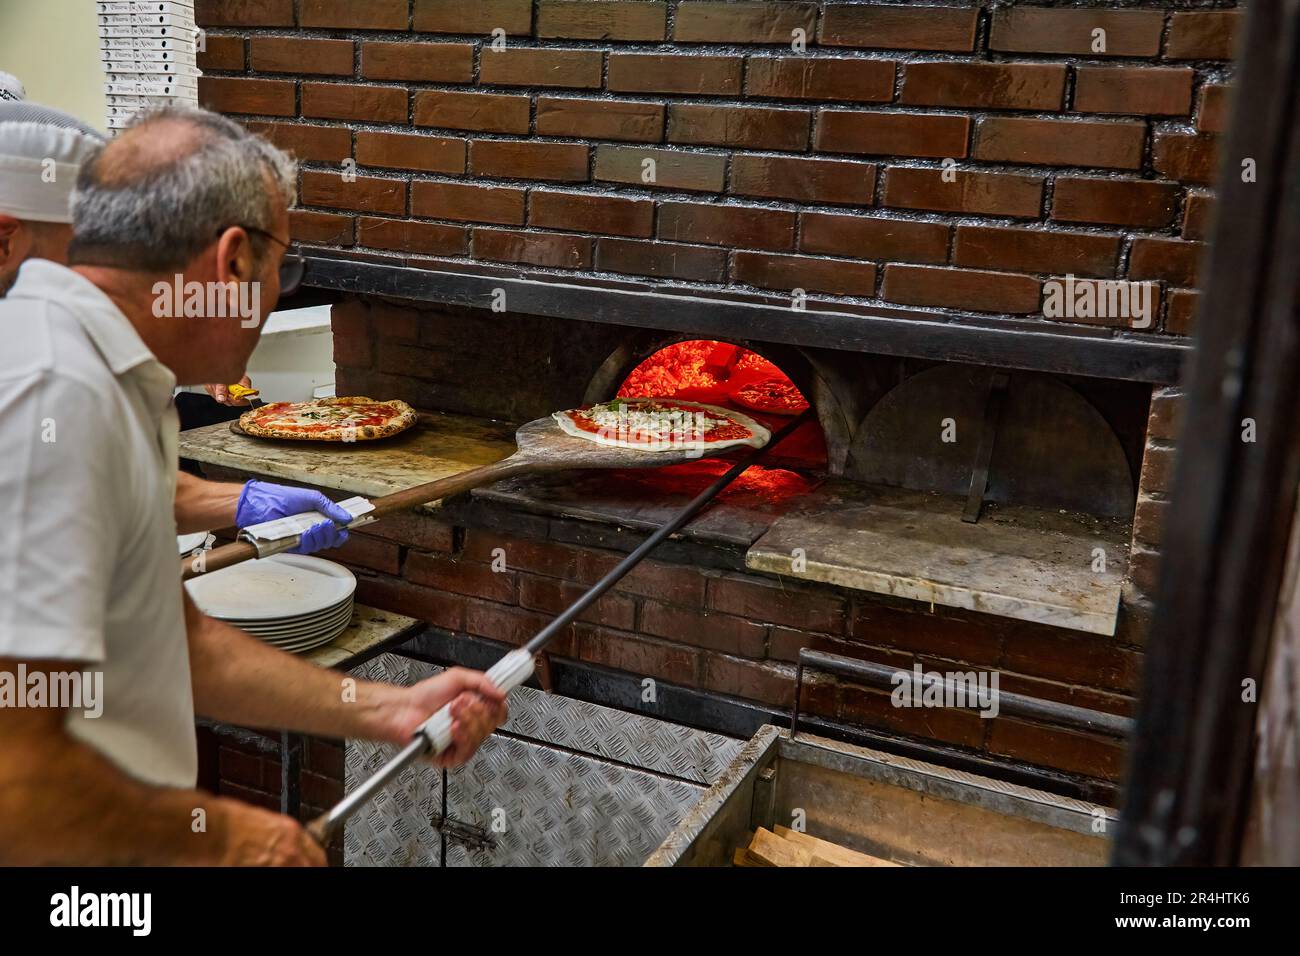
[217,225,306,297]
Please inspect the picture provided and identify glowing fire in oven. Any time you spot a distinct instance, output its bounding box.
[615,339,826,471]
[618,340,811,416]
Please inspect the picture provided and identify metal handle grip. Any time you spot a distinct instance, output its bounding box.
[306,650,536,846]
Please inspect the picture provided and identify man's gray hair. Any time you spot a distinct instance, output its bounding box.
[69,106,295,271]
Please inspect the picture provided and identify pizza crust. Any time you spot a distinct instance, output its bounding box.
[553,398,770,453]
[239,396,417,442]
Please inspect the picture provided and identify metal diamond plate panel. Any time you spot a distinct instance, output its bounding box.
[342,653,743,867]
[499,676,743,785]
[343,740,442,867]
[445,734,705,867]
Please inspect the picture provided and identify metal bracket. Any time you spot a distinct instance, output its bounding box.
[429,814,496,853]
[749,762,778,834]
[535,651,555,693]
[963,372,1010,523]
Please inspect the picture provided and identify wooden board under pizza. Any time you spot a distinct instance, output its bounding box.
[552,397,770,453]
[238,396,417,442]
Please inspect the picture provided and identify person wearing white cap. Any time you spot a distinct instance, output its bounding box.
[0,100,259,411]
[0,100,104,296]
[0,100,351,558]
[0,71,26,102]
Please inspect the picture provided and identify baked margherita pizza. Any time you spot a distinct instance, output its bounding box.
[552,397,770,453]
[239,396,416,442]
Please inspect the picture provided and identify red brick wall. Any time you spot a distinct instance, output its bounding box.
[187,0,1238,788]
[309,506,1138,784]
[1129,384,1181,596]
[196,0,1236,333]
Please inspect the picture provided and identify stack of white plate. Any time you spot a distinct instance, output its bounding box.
[184,554,356,654]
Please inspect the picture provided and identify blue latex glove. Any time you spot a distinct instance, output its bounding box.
[235,480,352,555]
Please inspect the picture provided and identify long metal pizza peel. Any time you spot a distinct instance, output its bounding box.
[304,411,809,846]
[181,409,771,580]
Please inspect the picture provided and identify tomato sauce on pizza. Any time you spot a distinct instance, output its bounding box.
[554,398,769,452]
[239,396,417,442]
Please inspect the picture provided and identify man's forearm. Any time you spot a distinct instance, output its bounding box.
[0,714,245,865]
[175,471,243,533]
[184,592,405,745]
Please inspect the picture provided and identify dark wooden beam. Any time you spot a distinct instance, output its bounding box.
[301,254,1189,384]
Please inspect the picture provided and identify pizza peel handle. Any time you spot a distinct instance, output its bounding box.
[180,415,717,580]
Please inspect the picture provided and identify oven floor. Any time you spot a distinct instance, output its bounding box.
[747,479,1129,635]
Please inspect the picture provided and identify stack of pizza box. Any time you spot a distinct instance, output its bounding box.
[96,0,200,132]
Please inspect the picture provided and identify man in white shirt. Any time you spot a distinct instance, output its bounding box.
[0,107,507,865]
[0,101,359,557]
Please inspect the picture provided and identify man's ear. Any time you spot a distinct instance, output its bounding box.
[212,225,256,286]
[0,216,20,264]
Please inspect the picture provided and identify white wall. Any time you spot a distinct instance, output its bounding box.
[0,0,106,130]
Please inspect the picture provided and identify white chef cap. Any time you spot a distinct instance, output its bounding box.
[0,72,25,101]
[0,101,105,223]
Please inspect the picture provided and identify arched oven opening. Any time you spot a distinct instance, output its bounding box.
[467,324,1143,639]
[615,339,826,462]
[578,337,834,511]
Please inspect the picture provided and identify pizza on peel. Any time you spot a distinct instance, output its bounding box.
[552,397,770,453]
[239,396,417,442]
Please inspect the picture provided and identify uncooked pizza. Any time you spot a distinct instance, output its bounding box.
[239,396,416,442]
[552,397,770,452]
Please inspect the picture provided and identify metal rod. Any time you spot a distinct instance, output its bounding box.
[797,647,1134,739]
[307,736,427,844]
[524,412,809,656]
[309,412,811,844]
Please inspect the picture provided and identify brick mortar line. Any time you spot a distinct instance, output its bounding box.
[204,27,1239,67]
[324,202,1140,262]
[307,198,1191,247]
[252,115,1199,190]
[216,69,1205,124]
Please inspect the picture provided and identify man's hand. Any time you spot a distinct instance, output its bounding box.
[205,375,253,406]
[213,799,326,866]
[187,599,510,771]
[385,668,509,768]
[235,480,351,554]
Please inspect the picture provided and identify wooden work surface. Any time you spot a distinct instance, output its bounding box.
[178,411,517,500]
[301,604,421,670]
[747,480,1130,636]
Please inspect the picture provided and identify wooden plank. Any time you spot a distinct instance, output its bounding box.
[748,828,836,867]
[732,847,773,867]
[774,825,901,867]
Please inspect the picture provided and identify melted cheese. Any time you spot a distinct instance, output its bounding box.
[585,403,709,442]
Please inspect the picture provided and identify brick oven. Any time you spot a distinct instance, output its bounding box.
[189,0,1238,815]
